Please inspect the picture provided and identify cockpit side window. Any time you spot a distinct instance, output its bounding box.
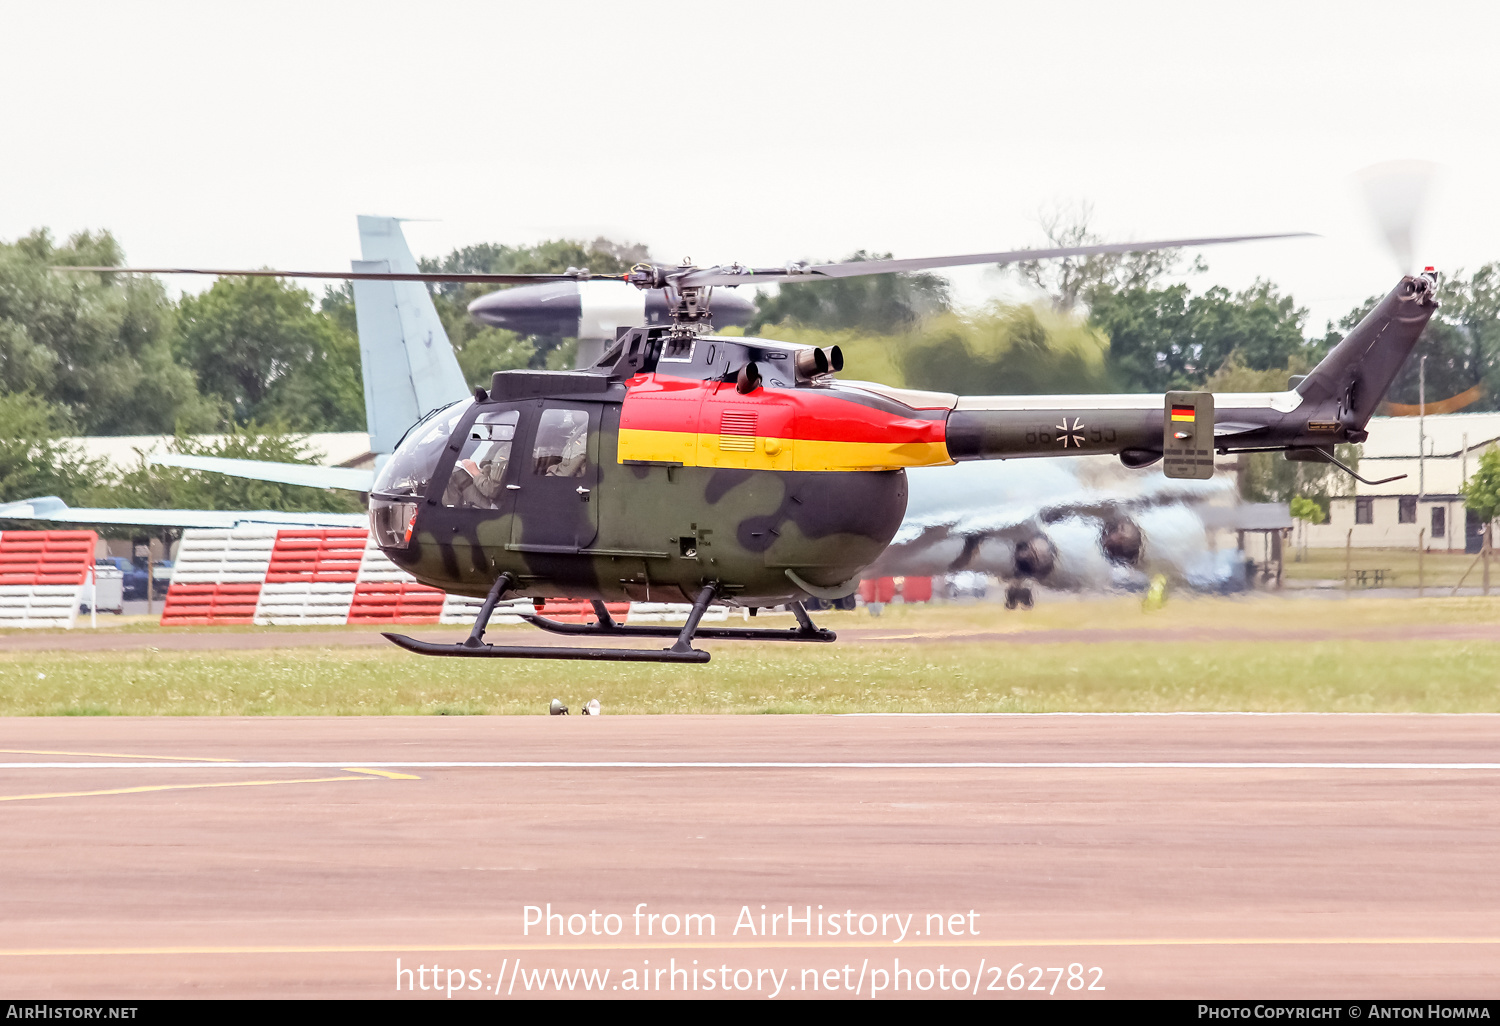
[531,407,591,478]
[443,410,520,509]
[371,399,472,498]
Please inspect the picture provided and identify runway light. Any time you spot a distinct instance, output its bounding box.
[550,698,569,716]
[583,699,601,716]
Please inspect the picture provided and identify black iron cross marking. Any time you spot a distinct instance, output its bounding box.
[1056,417,1085,447]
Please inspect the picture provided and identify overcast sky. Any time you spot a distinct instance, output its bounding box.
[3,0,1498,330]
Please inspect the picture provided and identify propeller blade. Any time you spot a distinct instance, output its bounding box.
[675,232,1316,288]
[1354,160,1438,275]
[52,266,629,285]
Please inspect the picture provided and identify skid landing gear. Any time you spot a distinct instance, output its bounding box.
[520,598,834,644]
[382,580,835,663]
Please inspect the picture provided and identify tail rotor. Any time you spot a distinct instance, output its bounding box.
[1354,160,1439,275]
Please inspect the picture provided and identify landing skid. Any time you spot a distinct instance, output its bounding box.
[381,633,711,663]
[519,600,835,644]
[381,579,833,663]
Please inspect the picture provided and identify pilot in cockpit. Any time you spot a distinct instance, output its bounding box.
[444,442,512,508]
[545,416,589,478]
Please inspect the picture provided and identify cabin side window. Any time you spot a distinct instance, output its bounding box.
[443,409,520,509]
[531,408,591,478]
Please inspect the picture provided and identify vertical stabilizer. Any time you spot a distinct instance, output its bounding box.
[1295,273,1438,430]
[353,216,469,455]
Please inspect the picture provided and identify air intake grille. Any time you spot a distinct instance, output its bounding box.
[719,411,757,451]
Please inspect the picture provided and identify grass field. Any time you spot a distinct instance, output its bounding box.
[4,595,1499,716]
[1284,546,1495,590]
[23,591,1500,637]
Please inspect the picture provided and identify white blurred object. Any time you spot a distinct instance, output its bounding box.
[1355,160,1439,275]
[583,699,601,716]
[872,457,1238,594]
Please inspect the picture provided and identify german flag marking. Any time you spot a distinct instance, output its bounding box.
[1170,405,1196,422]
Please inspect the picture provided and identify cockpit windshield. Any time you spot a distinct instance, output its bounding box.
[372,399,472,497]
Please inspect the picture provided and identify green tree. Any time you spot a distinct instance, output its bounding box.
[736,302,1115,396]
[899,304,1113,395]
[0,229,219,433]
[0,392,104,504]
[1462,446,1500,526]
[747,251,950,335]
[101,427,361,514]
[175,276,364,431]
[1011,202,1203,312]
[1290,495,1327,525]
[1090,280,1319,393]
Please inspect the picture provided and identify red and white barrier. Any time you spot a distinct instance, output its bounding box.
[0,530,97,629]
[159,527,725,627]
[255,529,366,625]
[160,526,277,625]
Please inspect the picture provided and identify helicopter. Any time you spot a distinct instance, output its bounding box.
[64,232,1431,663]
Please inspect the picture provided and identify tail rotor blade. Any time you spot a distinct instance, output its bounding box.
[1355,160,1438,275]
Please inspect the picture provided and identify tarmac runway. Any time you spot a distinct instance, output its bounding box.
[0,714,1497,999]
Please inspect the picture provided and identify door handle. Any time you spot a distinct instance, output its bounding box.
[506,484,521,490]
[576,486,591,500]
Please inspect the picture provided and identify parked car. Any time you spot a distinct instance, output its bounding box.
[96,557,174,601]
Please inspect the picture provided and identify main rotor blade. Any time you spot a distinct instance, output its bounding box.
[675,232,1316,288]
[52,266,629,285]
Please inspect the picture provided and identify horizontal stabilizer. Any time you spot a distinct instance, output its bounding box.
[149,454,375,492]
[0,496,366,530]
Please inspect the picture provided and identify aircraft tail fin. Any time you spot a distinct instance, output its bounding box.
[1296,273,1438,430]
[353,216,470,455]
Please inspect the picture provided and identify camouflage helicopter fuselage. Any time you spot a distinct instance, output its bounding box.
[369,274,1436,607]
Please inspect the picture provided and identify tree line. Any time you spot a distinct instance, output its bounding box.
[738,219,1500,507]
[3,218,1498,515]
[0,229,643,514]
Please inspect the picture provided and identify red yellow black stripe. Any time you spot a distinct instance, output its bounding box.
[618,373,953,472]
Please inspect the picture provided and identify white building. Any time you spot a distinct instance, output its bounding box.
[1304,412,1500,552]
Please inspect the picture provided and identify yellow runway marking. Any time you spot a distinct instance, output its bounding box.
[2,937,1499,957]
[0,775,376,804]
[0,748,238,763]
[344,767,422,779]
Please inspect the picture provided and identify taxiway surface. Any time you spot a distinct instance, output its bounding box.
[1,714,1497,998]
